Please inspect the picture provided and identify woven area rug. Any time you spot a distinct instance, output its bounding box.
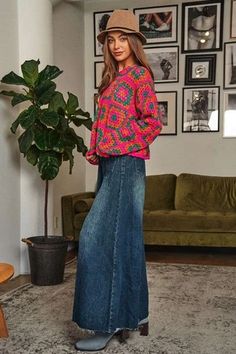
[0,261,236,354]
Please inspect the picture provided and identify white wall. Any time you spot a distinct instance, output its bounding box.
[52,0,86,235]
[0,0,21,276]
[84,0,236,193]
[18,0,55,274]
[0,0,55,276]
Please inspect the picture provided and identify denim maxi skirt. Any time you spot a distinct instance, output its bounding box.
[73,156,148,333]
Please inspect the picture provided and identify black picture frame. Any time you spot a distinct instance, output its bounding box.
[144,46,179,83]
[181,0,224,53]
[224,42,236,89]
[156,91,177,135]
[93,10,113,57]
[185,54,216,85]
[182,86,220,133]
[133,5,178,45]
[94,61,104,89]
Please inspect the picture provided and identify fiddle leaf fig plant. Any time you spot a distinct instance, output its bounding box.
[0,59,92,236]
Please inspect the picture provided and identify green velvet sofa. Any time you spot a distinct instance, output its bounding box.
[61,173,236,247]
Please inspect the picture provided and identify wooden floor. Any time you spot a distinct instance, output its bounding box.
[0,246,235,296]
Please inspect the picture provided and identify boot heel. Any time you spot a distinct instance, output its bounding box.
[117,329,129,343]
[139,322,149,336]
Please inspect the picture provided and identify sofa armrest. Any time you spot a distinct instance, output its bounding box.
[61,192,95,240]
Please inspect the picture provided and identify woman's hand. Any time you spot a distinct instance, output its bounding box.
[86,153,99,165]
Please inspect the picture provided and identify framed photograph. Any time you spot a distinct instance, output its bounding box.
[182,1,224,53]
[156,91,177,135]
[93,10,113,57]
[144,46,179,83]
[223,91,236,137]
[94,61,104,89]
[224,42,236,89]
[185,54,216,85]
[134,5,178,45]
[231,0,236,38]
[182,86,220,132]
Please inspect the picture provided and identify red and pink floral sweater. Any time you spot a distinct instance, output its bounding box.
[86,65,162,164]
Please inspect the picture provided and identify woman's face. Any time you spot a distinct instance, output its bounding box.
[107,31,135,67]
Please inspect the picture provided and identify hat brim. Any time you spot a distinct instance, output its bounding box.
[97,28,147,45]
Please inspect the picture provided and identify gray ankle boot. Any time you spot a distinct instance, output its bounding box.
[74,329,129,351]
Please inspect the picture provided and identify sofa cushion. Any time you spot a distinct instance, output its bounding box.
[74,198,94,212]
[143,210,236,232]
[74,212,87,230]
[144,174,176,211]
[175,173,236,212]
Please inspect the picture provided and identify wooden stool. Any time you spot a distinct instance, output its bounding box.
[0,263,14,338]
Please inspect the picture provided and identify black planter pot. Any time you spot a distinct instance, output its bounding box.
[23,236,68,286]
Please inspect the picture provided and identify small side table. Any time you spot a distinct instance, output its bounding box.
[0,263,14,338]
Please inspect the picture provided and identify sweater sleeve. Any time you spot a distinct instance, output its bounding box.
[85,119,99,165]
[133,79,163,147]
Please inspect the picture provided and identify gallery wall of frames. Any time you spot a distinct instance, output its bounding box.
[92,0,236,138]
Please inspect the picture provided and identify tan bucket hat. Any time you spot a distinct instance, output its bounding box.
[97,9,147,45]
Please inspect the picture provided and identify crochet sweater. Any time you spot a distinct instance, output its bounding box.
[86,65,162,164]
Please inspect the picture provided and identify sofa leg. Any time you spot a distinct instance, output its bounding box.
[0,305,8,337]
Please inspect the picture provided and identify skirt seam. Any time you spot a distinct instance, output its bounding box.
[108,157,125,332]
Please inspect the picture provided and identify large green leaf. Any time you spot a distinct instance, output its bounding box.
[71,116,93,130]
[66,92,78,115]
[12,93,31,107]
[0,90,31,107]
[1,71,27,86]
[35,81,56,105]
[18,129,34,154]
[70,116,83,127]
[66,127,87,155]
[48,91,66,112]
[75,108,91,119]
[34,128,51,151]
[0,90,18,97]
[21,59,39,87]
[38,65,63,83]
[82,117,93,131]
[48,130,64,152]
[11,116,21,134]
[19,106,38,129]
[61,129,76,148]
[62,151,69,161]
[75,136,87,156]
[58,115,68,131]
[34,128,63,152]
[63,148,74,173]
[38,153,61,180]
[40,111,60,127]
[26,145,40,166]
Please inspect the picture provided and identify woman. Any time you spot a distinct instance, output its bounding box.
[73,9,162,352]
[189,91,210,131]
[188,6,216,50]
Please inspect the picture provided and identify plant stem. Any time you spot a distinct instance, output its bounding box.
[44,180,49,237]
